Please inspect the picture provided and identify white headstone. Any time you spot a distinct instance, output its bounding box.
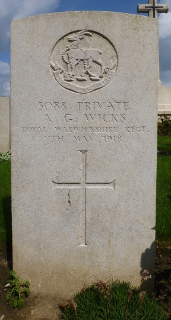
[11,12,158,298]
[0,97,10,153]
[158,85,171,117]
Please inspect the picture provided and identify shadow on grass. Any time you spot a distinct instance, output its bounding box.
[140,241,155,291]
[2,196,12,269]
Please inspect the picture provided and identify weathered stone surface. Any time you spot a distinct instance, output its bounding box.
[11,12,158,298]
[0,97,10,153]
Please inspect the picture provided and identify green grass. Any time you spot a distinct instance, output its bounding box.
[0,160,11,243]
[60,281,165,320]
[156,155,171,240]
[157,136,171,151]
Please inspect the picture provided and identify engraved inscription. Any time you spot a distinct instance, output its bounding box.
[52,150,115,246]
[21,100,149,143]
[22,127,47,133]
[126,126,146,133]
[50,30,118,93]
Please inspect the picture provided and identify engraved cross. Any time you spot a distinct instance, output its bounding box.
[52,150,115,246]
[137,0,169,18]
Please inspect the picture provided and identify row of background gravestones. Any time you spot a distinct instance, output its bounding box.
[0,84,171,153]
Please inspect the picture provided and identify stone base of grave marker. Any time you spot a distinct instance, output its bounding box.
[11,12,158,298]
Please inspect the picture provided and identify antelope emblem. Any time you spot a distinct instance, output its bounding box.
[50,29,118,93]
[61,30,106,81]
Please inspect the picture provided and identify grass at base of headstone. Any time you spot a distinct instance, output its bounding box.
[156,154,171,240]
[0,160,11,243]
[60,281,166,320]
[157,136,171,152]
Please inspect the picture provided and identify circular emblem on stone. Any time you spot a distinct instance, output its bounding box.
[50,30,118,94]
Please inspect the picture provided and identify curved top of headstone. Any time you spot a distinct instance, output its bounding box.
[12,10,155,19]
[11,11,158,97]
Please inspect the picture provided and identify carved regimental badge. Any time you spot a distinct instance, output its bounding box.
[50,30,118,94]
